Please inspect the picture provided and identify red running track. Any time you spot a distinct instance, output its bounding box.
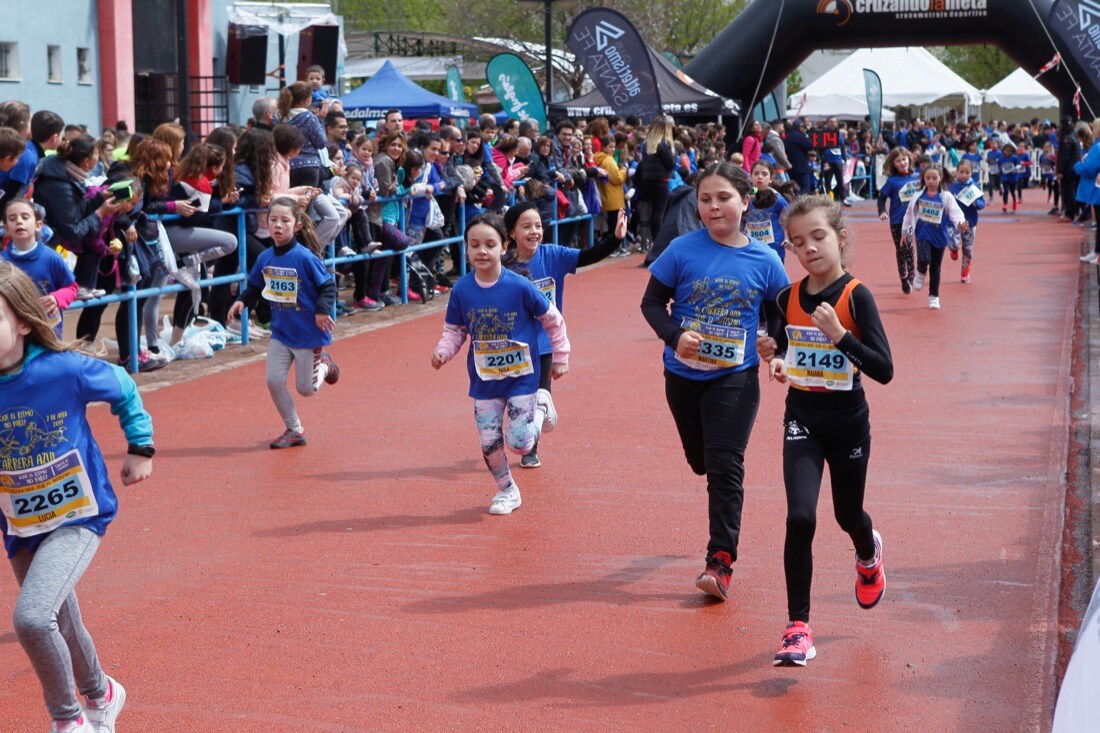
[0,198,1081,731]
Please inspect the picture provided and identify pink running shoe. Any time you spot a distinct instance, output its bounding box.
[773,621,816,667]
[694,550,732,601]
[855,529,886,609]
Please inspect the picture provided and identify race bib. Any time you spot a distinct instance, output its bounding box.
[917,199,944,225]
[0,450,98,538]
[1000,162,1015,176]
[956,185,983,207]
[676,318,746,371]
[898,181,921,203]
[262,266,299,304]
[785,325,854,391]
[473,340,534,381]
[828,148,842,157]
[746,219,775,244]
[532,276,556,304]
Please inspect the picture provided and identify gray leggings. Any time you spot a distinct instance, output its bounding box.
[10,526,107,722]
[266,337,324,431]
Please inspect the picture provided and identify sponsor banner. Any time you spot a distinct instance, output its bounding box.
[817,0,989,26]
[566,8,662,122]
[863,68,882,141]
[1050,0,1100,110]
[486,53,548,128]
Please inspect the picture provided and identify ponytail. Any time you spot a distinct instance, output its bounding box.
[269,195,323,256]
[277,82,311,121]
[55,135,97,166]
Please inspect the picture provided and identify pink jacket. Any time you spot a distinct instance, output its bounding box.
[742,135,762,172]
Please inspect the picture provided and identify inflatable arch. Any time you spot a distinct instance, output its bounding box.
[686,0,1100,121]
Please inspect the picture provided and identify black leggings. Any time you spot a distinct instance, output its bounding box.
[824,160,846,202]
[916,241,946,297]
[888,222,914,284]
[1001,182,1017,206]
[665,368,761,559]
[1048,178,1060,207]
[782,398,876,623]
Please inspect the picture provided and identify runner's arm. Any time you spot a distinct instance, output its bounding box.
[577,231,623,267]
[640,275,683,348]
[536,303,570,365]
[837,285,893,384]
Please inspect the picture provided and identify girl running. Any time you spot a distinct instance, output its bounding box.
[998,142,1018,213]
[641,162,789,601]
[431,214,570,515]
[0,260,154,732]
[1015,145,1032,203]
[903,164,968,310]
[1,198,77,336]
[947,160,985,283]
[501,202,627,468]
[876,149,921,293]
[228,197,340,449]
[745,160,789,261]
[1041,141,1059,214]
[757,194,893,667]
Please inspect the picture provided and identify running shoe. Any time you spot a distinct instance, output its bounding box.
[694,550,733,601]
[949,247,959,261]
[337,245,356,257]
[928,296,941,310]
[84,676,126,733]
[381,291,402,307]
[50,717,92,733]
[1002,205,1008,213]
[520,451,541,468]
[772,621,817,667]
[1012,200,1018,212]
[269,429,307,449]
[320,350,340,385]
[960,266,971,284]
[1049,207,1060,215]
[406,289,422,302]
[901,279,912,295]
[1080,252,1099,264]
[855,529,886,609]
[119,351,167,373]
[912,271,925,291]
[355,296,384,312]
[537,388,557,432]
[76,286,106,300]
[488,485,522,515]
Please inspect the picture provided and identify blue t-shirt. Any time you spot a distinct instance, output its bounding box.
[823,132,846,164]
[744,191,789,260]
[0,142,39,194]
[648,227,789,381]
[912,191,952,249]
[949,178,985,228]
[247,242,334,349]
[0,345,153,557]
[512,244,581,355]
[987,150,1005,177]
[962,152,982,167]
[879,174,921,225]
[445,268,551,399]
[1016,151,1032,178]
[1,243,75,335]
[997,154,1018,184]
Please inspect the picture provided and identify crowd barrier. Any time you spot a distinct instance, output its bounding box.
[61,182,598,374]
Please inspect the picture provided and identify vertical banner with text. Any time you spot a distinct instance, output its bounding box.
[565,8,662,122]
[1049,0,1100,116]
[863,68,882,141]
[486,53,548,129]
[445,64,468,128]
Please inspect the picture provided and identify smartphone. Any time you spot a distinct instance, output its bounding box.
[108,180,134,201]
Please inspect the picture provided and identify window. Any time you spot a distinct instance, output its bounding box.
[0,42,18,81]
[47,45,61,82]
[77,48,91,84]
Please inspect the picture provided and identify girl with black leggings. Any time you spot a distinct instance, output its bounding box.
[758,195,893,668]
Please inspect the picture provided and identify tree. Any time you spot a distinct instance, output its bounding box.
[935,45,1016,90]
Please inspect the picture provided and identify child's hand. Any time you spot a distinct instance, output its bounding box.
[675,330,703,359]
[756,334,777,361]
[431,351,447,369]
[811,303,846,343]
[125,226,138,243]
[227,301,245,322]
[879,212,888,221]
[316,314,335,332]
[769,358,788,384]
[121,455,153,486]
[958,221,970,232]
[614,209,628,239]
[223,189,241,205]
[40,295,59,317]
[175,200,197,217]
[551,363,568,380]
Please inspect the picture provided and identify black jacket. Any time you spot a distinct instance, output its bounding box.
[638,140,675,184]
[784,128,815,177]
[1058,134,1081,177]
[33,155,105,253]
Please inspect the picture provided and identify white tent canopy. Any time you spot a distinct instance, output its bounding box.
[788,47,982,119]
[984,68,1058,108]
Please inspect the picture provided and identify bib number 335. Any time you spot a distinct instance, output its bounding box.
[677,318,746,371]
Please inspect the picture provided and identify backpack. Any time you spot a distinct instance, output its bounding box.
[406,251,436,303]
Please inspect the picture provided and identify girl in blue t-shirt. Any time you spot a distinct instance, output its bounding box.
[432,214,570,515]
[228,197,340,449]
[875,148,921,293]
[1040,141,1059,212]
[0,198,77,336]
[0,261,153,733]
[500,203,626,469]
[1015,146,1032,202]
[640,162,789,602]
[947,159,985,284]
[997,142,1019,213]
[902,164,969,310]
[745,160,789,261]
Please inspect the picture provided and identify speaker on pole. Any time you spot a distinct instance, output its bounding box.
[226,24,268,86]
[296,25,339,83]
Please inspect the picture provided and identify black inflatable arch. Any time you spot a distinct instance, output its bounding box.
[686,0,1093,121]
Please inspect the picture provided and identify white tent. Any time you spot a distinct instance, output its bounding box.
[982,68,1059,122]
[788,47,982,119]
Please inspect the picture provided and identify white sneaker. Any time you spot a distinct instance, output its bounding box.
[536,388,557,432]
[488,485,522,515]
[84,676,126,732]
[1079,251,1099,263]
[50,716,92,732]
[75,286,106,300]
[929,296,941,310]
[912,272,925,291]
[338,246,356,257]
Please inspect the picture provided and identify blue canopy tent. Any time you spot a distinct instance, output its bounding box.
[341,59,479,122]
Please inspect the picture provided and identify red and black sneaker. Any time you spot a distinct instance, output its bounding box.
[694,550,733,601]
[320,350,340,385]
[855,529,886,609]
[269,429,307,449]
[773,621,817,667]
